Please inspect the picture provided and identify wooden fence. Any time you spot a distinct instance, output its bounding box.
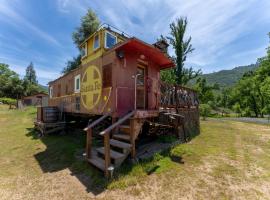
[159,81,199,109]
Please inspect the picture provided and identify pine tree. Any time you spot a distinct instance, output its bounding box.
[72,8,100,48]
[24,62,37,84]
[167,17,201,85]
[62,8,100,74]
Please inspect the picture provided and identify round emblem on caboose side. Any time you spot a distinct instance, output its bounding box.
[81,65,102,110]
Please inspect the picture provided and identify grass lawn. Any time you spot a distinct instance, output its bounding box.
[1,105,270,199]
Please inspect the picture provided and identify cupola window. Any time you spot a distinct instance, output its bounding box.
[105,31,117,49]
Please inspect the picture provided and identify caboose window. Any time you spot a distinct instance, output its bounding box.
[93,34,100,50]
[74,74,80,93]
[81,42,87,57]
[49,86,53,98]
[105,32,117,49]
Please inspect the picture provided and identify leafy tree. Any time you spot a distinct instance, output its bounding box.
[194,77,219,104]
[254,42,270,116]
[232,103,242,117]
[72,8,100,48]
[229,33,270,118]
[0,63,46,100]
[0,63,24,99]
[24,62,37,84]
[160,68,176,84]
[200,104,211,120]
[167,17,201,85]
[62,55,82,74]
[231,71,262,117]
[63,8,100,74]
[216,88,232,116]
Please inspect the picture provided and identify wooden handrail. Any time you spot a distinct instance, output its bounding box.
[84,110,113,160]
[100,110,135,177]
[100,110,136,136]
[163,112,184,118]
[160,81,198,93]
[84,111,113,131]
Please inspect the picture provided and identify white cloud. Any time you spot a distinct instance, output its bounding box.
[57,0,70,13]
[165,0,269,67]
[56,0,87,14]
[0,2,61,46]
[83,0,270,71]
[1,0,269,84]
[0,55,61,84]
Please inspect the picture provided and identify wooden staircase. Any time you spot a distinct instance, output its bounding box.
[84,111,144,177]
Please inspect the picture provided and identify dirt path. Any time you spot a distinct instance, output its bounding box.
[216,117,270,125]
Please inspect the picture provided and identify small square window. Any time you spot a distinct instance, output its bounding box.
[74,74,80,93]
[93,34,100,50]
[105,32,117,49]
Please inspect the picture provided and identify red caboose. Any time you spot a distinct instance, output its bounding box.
[36,25,199,176]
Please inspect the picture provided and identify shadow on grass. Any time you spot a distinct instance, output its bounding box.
[26,126,187,195]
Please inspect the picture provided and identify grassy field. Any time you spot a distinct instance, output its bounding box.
[1,105,270,199]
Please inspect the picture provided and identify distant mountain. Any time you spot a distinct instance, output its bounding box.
[38,84,48,93]
[189,64,259,88]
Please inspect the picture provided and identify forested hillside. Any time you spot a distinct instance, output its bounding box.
[189,64,259,88]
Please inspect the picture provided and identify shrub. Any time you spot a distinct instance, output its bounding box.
[199,104,211,120]
[243,107,252,117]
[0,97,17,105]
[232,103,242,117]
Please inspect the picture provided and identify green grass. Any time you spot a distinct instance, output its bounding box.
[1,105,270,199]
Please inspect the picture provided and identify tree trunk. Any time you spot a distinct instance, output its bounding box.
[251,96,258,117]
[258,87,264,118]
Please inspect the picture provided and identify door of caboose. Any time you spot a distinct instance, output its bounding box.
[136,63,147,109]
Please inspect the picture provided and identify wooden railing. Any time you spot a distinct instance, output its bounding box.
[160,81,199,109]
[99,110,135,176]
[84,111,113,160]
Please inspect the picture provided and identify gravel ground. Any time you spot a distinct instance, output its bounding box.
[215,117,270,125]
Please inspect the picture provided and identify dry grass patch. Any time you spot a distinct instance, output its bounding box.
[1,105,270,199]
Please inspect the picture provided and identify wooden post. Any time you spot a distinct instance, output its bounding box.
[130,119,136,158]
[86,128,92,159]
[104,133,111,177]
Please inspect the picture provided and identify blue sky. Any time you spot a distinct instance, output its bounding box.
[0,0,270,85]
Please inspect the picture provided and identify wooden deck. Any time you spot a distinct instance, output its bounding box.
[34,121,66,136]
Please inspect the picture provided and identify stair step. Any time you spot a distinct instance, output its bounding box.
[119,125,130,133]
[110,139,132,149]
[97,147,125,160]
[113,134,130,141]
[87,156,105,171]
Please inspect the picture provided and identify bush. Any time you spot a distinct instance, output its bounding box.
[232,103,242,117]
[0,97,17,105]
[243,107,252,117]
[200,104,211,120]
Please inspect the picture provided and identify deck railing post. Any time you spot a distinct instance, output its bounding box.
[104,132,111,177]
[86,128,92,159]
[130,119,136,158]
